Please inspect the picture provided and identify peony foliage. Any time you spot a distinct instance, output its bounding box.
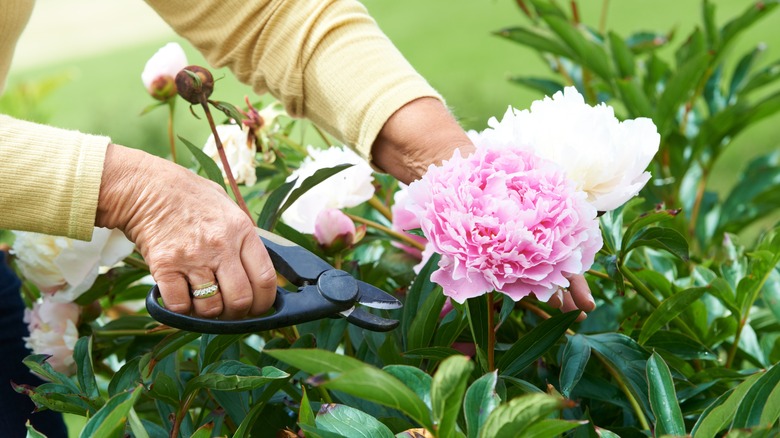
[5,1,780,437]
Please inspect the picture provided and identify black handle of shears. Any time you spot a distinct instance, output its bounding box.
[145,269,359,334]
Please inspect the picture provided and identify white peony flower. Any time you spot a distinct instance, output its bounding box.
[468,86,660,212]
[141,42,188,99]
[12,227,135,302]
[282,145,375,234]
[202,124,257,186]
[24,298,81,375]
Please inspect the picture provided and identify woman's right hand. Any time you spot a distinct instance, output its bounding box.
[95,144,278,319]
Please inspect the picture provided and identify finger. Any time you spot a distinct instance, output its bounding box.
[569,274,596,312]
[188,271,223,318]
[546,288,564,309]
[156,275,191,315]
[215,259,254,320]
[560,291,587,322]
[240,232,278,316]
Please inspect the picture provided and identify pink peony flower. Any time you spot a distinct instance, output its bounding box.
[406,147,602,304]
[24,298,81,375]
[314,209,356,251]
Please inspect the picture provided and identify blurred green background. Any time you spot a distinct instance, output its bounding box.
[4,0,779,196]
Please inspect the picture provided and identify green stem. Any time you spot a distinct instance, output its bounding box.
[368,196,393,222]
[172,390,197,438]
[487,292,496,371]
[620,265,701,340]
[93,329,176,337]
[167,99,177,164]
[122,255,149,271]
[345,213,425,251]
[271,132,308,156]
[598,0,610,34]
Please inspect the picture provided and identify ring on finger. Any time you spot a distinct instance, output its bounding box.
[192,281,219,299]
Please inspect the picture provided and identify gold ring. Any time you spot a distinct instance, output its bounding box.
[192,282,219,299]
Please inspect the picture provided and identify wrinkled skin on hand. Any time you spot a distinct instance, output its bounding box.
[372,97,597,319]
[96,144,277,319]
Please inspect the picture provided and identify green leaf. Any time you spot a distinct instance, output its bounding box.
[184,361,288,395]
[21,355,80,392]
[209,99,245,122]
[12,382,91,416]
[201,334,244,369]
[466,294,490,371]
[728,45,766,100]
[692,371,763,437]
[507,77,564,96]
[256,177,297,230]
[315,404,395,438]
[608,31,636,78]
[73,336,100,400]
[653,51,710,136]
[464,371,500,438]
[732,363,780,429]
[616,78,654,117]
[520,419,583,437]
[540,15,614,81]
[644,331,717,361]
[719,1,779,53]
[299,386,317,429]
[401,253,441,350]
[179,135,226,191]
[278,163,353,217]
[403,347,463,362]
[407,284,447,351]
[740,59,780,96]
[431,355,473,438]
[478,393,565,438]
[265,349,433,430]
[493,27,574,59]
[626,31,672,54]
[79,385,143,438]
[147,371,180,407]
[384,365,433,409]
[127,408,150,438]
[559,334,591,398]
[646,352,685,436]
[638,287,707,345]
[585,333,653,421]
[189,422,215,438]
[497,311,579,377]
[25,421,47,438]
[143,331,201,378]
[621,208,680,250]
[108,356,142,397]
[624,227,690,262]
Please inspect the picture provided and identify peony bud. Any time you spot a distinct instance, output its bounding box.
[141,42,188,101]
[314,209,356,253]
[24,298,81,375]
[175,65,214,104]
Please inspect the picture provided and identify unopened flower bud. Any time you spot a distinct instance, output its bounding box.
[175,65,214,104]
[149,75,177,101]
[141,42,187,101]
[314,209,356,253]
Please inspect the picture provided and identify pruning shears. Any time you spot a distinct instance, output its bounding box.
[145,228,402,334]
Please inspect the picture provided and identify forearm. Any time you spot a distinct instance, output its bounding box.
[0,115,108,240]
[371,97,475,184]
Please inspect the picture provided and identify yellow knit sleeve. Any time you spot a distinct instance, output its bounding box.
[0,115,109,240]
[143,0,442,162]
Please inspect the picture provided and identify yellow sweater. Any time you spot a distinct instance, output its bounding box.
[0,0,440,240]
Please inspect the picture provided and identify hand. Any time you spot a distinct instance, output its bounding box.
[96,144,277,319]
[546,274,596,321]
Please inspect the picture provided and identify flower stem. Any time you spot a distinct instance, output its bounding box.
[172,390,197,438]
[198,95,252,219]
[345,213,425,251]
[487,292,496,371]
[594,350,651,431]
[122,255,149,271]
[368,196,392,221]
[598,0,610,34]
[167,99,177,164]
[517,300,576,336]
